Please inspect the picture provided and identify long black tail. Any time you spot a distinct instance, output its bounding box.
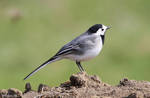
[24,57,60,80]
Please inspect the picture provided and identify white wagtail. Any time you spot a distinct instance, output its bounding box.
[24,24,111,80]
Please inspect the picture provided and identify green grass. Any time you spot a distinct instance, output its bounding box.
[0,0,150,91]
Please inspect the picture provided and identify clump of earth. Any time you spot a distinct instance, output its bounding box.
[0,72,150,98]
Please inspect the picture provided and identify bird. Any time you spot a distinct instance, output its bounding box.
[24,24,111,80]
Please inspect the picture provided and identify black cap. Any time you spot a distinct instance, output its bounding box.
[88,24,102,33]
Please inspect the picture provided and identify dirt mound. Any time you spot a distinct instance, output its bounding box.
[0,72,150,98]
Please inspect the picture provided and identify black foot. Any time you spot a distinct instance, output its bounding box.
[76,61,85,72]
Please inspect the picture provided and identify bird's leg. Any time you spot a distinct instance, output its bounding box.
[76,61,85,72]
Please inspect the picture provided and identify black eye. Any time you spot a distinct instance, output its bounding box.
[102,29,104,31]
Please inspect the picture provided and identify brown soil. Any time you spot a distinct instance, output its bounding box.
[0,72,150,98]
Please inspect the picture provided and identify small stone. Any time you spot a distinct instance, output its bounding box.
[119,78,129,86]
[24,83,32,93]
[38,84,51,93]
[70,74,86,87]
[90,75,101,83]
[8,88,22,97]
[0,89,8,94]
[123,78,129,82]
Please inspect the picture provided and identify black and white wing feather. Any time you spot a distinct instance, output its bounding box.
[24,41,81,80]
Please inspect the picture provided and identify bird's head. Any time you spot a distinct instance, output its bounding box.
[87,24,111,36]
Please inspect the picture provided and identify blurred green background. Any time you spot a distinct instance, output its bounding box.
[0,0,150,91]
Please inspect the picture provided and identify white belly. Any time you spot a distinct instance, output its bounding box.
[65,39,103,62]
[77,44,102,61]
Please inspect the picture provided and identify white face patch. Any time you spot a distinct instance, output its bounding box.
[95,24,108,36]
